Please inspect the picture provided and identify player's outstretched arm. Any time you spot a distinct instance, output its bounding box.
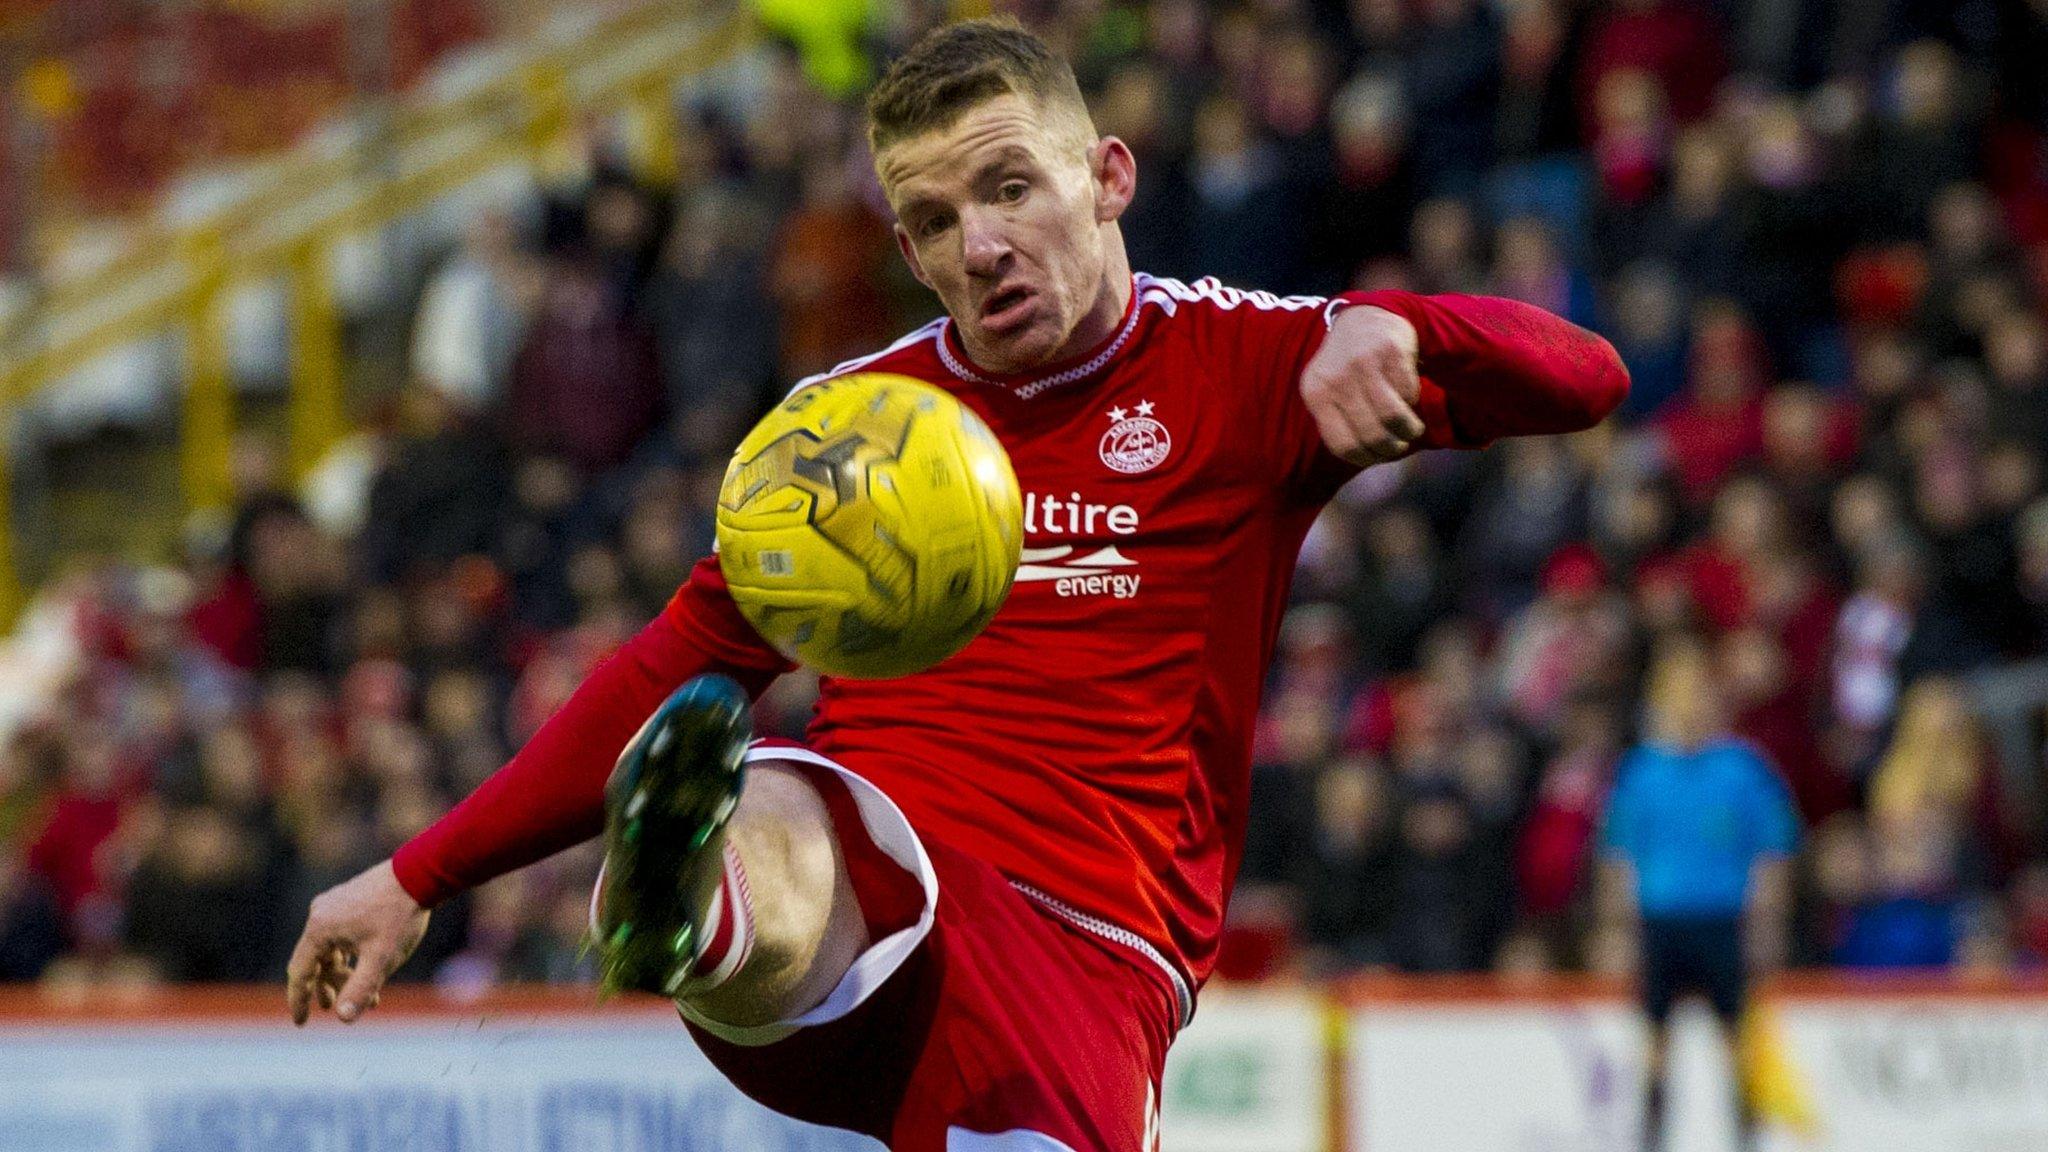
[285,557,791,1025]
[1300,291,1628,464]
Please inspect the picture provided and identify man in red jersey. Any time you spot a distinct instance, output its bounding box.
[287,18,1627,1152]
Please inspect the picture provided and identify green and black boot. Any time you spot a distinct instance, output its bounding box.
[596,674,753,997]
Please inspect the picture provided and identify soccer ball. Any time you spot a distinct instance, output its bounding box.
[716,373,1023,679]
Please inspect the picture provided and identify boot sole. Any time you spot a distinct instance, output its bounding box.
[598,674,752,996]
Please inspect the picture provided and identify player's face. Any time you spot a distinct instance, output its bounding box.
[878,93,1135,375]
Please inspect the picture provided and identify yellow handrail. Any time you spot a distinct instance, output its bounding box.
[286,239,346,483]
[182,233,235,519]
[0,0,754,623]
[17,3,682,343]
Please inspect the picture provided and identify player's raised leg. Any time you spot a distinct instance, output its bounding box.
[595,674,870,1028]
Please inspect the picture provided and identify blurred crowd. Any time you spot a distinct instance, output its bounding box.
[7,0,2048,992]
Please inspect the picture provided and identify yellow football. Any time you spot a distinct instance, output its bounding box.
[716,373,1022,679]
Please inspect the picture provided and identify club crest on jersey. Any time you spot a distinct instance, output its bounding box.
[1099,400,1171,474]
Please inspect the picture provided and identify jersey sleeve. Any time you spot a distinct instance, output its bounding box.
[390,555,793,907]
[1199,282,1629,504]
[1335,290,1631,450]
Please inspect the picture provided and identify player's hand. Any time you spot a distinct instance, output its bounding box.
[286,859,430,1026]
[1300,304,1428,466]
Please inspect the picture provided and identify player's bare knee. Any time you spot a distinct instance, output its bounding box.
[737,762,847,959]
[729,764,841,942]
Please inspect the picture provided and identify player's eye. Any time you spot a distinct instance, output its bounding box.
[919,212,954,238]
[996,180,1028,204]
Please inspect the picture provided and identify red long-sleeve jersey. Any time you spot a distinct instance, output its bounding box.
[394,275,1627,998]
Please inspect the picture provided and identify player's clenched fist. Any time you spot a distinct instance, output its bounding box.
[1300,304,1429,467]
[286,859,430,1026]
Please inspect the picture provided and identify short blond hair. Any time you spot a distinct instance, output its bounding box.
[866,17,1092,155]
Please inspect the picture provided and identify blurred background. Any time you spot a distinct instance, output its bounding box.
[0,0,2047,1148]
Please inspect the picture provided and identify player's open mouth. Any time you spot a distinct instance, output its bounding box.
[980,286,1035,333]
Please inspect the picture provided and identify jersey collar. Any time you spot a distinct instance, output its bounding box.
[938,276,1143,400]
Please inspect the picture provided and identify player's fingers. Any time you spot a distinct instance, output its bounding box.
[1327,381,1410,464]
[1301,378,1366,463]
[286,932,324,1026]
[1305,359,1413,465]
[1364,370,1428,445]
[314,944,350,1011]
[1315,397,1390,465]
[1371,349,1428,441]
[336,945,397,1023]
[1378,341,1423,407]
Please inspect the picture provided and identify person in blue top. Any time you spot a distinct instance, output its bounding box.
[1599,642,1799,1152]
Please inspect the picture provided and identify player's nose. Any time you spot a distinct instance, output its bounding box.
[959,209,1012,278]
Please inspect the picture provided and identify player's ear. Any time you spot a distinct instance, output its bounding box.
[893,224,933,290]
[1090,136,1137,225]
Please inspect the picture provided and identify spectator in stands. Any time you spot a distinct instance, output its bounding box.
[1658,302,1770,506]
[1,730,54,849]
[1849,41,1980,245]
[1824,806,1963,969]
[410,208,541,414]
[2011,863,2048,968]
[643,186,780,462]
[1600,643,1797,1152]
[0,850,62,982]
[768,149,896,382]
[1293,755,1400,969]
[2021,499,2048,650]
[1347,504,1450,676]
[194,493,351,676]
[1459,438,1593,616]
[1827,534,1987,778]
[1388,778,1493,972]
[1731,96,1849,363]
[1983,312,2048,450]
[505,252,664,472]
[1626,127,1742,297]
[1316,72,1411,287]
[1400,0,1500,196]
[1722,622,1849,823]
[1401,195,1481,296]
[124,803,277,982]
[582,178,663,309]
[1095,61,1194,280]
[1517,694,1623,953]
[1871,680,1988,825]
[359,385,510,586]
[26,733,139,929]
[1605,262,1692,417]
[1187,92,1303,291]
[1491,214,1599,330]
[1493,0,1576,165]
[1494,543,1626,735]
[1576,0,1727,130]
